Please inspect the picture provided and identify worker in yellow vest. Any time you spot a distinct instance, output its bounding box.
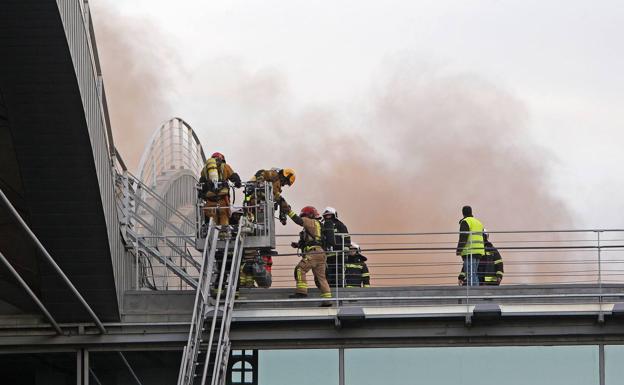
[456,205,485,286]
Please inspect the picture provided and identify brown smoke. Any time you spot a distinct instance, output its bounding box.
[184,60,575,286]
[92,10,581,286]
[239,67,572,234]
[91,6,177,171]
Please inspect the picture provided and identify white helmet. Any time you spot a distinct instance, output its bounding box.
[350,242,361,253]
[323,206,338,218]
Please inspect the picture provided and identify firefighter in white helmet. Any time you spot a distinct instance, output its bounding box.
[321,206,351,287]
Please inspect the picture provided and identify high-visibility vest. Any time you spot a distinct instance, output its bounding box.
[461,217,485,256]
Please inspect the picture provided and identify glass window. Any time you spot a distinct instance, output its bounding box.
[605,345,624,385]
[345,346,598,385]
[90,351,181,384]
[258,349,339,385]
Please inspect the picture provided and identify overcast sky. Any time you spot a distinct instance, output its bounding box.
[93,0,624,229]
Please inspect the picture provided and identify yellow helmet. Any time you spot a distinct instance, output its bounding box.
[281,168,296,186]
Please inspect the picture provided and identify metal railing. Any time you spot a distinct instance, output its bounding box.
[221,229,624,316]
[268,229,624,286]
[127,221,624,303]
[114,169,202,290]
[196,181,276,250]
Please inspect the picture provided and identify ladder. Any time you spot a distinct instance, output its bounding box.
[178,220,245,385]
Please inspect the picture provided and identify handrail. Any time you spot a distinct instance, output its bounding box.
[126,171,196,228]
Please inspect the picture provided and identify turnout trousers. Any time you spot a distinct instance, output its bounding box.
[203,195,231,226]
[294,246,331,298]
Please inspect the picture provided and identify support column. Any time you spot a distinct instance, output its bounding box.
[599,344,605,385]
[339,348,345,385]
[76,349,89,385]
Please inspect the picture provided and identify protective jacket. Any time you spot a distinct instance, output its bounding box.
[288,210,331,298]
[322,217,351,252]
[345,254,371,288]
[289,211,323,252]
[481,241,504,285]
[252,169,283,202]
[199,158,241,199]
[456,216,485,256]
[458,241,504,285]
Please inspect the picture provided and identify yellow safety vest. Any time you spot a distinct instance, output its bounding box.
[461,217,485,256]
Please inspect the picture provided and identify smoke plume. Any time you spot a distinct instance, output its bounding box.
[91,6,177,171]
[92,9,576,286]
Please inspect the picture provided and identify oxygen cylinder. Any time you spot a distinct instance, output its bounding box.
[206,157,219,186]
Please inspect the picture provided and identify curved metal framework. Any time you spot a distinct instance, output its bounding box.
[116,118,209,290]
[138,117,206,190]
[135,117,207,237]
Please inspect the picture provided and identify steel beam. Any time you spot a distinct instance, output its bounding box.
[118,351,144,385]
[0,250,63,335]
[0,187,107,334]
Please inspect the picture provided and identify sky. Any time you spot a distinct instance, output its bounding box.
[91,0,624,231]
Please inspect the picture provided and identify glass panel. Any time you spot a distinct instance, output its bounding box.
[345,346,598,385]
[605,345,624,384]
[258,349,339,385]
[90,351,181,384]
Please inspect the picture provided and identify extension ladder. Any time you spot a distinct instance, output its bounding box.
[177,221,245,385]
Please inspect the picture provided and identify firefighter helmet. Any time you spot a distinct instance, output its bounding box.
[211,152,225,162]
[322,207,338,218]
[300,206,319,219]
[281,168,296,186]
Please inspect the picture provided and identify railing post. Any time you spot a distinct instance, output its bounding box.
[134,236,140,290]
[597,230,604,322]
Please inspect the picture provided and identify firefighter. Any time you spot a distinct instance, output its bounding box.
[455,205,485,286]
[198,152,242,226]
[239,248,275,288]
[344,243,371,288]
[246,168,296,225]
[481,233,504,285]
[458,233,504,286]
[286,206,332,305]
[322,207,351,287]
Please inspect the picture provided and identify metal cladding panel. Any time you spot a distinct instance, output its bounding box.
[55,0,132,312]
[0,0,129,321]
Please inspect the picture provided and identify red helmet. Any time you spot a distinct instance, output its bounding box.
[300,206,319,219]
[211,152,225,162]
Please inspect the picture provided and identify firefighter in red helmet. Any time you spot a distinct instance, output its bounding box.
[198,152,242,226]
[286,205,332,305]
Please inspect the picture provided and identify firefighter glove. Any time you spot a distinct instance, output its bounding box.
[231,173,242,188]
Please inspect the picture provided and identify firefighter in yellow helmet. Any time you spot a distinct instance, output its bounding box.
[198,152,242,226]
[456,205,486,286]
[246,168,296,225]
[287,205,332,306]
